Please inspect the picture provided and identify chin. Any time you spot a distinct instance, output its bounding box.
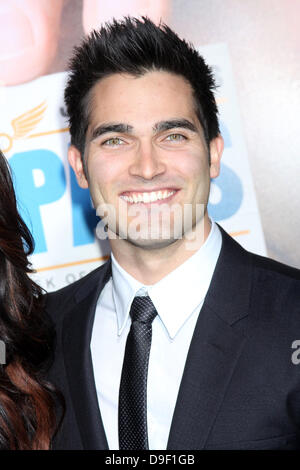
[125,235,180,251]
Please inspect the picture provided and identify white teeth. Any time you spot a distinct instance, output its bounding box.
[121,190,175,203]
[150,192,156,202]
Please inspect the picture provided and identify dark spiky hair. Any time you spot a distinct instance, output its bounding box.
[64,16,220,156]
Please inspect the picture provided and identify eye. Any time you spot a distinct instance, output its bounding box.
[102,137,125,147]
[165,133,186,142]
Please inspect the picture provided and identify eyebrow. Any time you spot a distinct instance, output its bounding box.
[89,118,198,142]
[90,123,133,141]
[153,119,198,134]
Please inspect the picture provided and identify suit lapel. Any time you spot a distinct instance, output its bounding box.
[62,259,112,450]
[167,303,248,449]
[167,226,253,449]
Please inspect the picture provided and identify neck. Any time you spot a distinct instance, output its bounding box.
[110,214,212,285]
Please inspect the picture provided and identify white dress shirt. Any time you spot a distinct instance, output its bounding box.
[91,219,222,450]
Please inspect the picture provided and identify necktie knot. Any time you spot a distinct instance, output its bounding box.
[130,295,157,324]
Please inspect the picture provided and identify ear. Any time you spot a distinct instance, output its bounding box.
[68,145,89,189]
[209,135,224,179]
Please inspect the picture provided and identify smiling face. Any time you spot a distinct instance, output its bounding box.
[68,70,223,251]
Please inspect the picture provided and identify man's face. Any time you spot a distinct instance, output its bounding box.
[69,70,223,249]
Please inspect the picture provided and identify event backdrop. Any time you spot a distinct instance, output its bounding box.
[0,0,299,291]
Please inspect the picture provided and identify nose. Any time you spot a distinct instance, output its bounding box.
[128,141,166,180]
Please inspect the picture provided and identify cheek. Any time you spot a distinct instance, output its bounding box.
[87,156,120,193]
[175,149,209,180]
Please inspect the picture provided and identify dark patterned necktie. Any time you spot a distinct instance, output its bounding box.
[118,295,158,450]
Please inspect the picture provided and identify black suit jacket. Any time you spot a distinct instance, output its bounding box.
[46,226,300,449]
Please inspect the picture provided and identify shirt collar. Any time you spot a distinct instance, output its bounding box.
[111,219,222,339]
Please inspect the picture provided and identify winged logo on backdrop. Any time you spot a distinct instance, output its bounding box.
[0,101,47,152]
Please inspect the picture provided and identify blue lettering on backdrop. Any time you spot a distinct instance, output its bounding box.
[10,149,97,254]
[208,162,243,220]
[70,167,98,246]
[10,149,66,253]
[207,121,243,218]
[219,121,232,148]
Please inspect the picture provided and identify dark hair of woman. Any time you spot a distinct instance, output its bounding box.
[0,150,62,449]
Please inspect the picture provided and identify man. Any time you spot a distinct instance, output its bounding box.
[47,17,300,450]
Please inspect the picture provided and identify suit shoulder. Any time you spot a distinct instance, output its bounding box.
[249,252,300,317]
[44,261,109,321]
[250,252,300,281]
